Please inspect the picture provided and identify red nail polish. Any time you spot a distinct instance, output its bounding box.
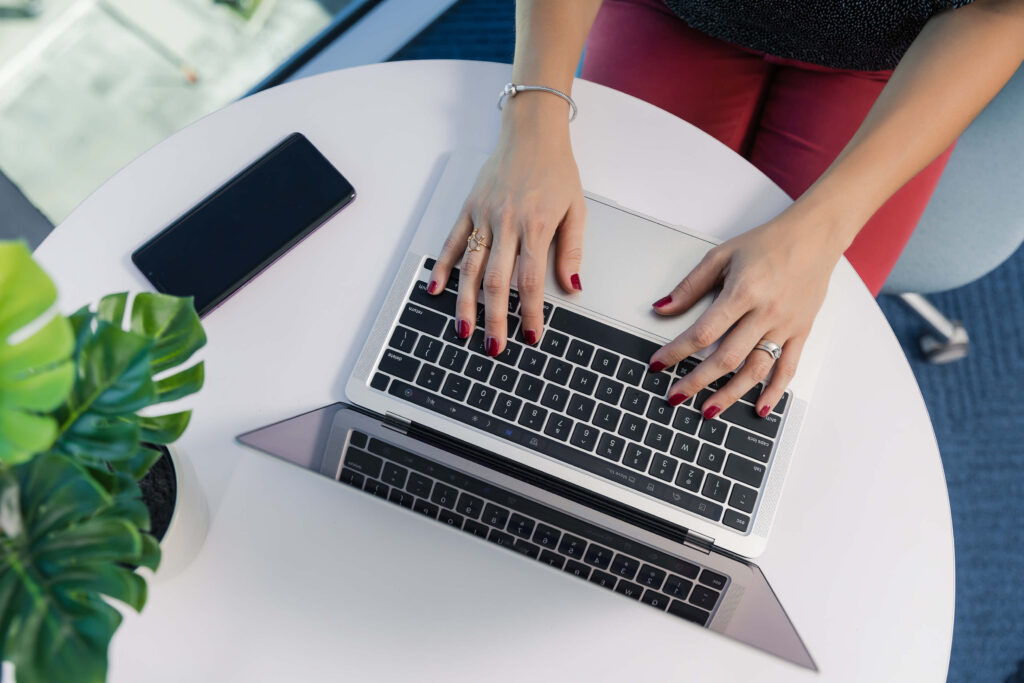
[652,295,672,308]
[703,406,721,420]
[427,280,439,295]
[525,329,538,345]
[758,405,771,418]
[649,361,666,373]
[571,273,582,291]
[668,393,689,406]
[457,319,470,339]
[485,336,499,357]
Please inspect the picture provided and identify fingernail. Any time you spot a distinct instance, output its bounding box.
[668,393,689,406]
[571,273,583,291]
[758,405,771,418]
[485,336,500,357]
[649,361,666,373]
[524,329,538,345]
[703,406,721,420]
[457,319,470,339]
[427,280,439,295]
[652,295,672,308]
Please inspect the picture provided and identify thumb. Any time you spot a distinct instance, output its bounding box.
[555,197,586,293]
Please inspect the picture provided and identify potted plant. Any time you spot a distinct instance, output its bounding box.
[0,241,206,682]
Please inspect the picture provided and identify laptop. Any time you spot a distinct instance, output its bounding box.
[238,150,834,669]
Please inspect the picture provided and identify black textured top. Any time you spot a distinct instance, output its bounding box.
[663,0,974,70]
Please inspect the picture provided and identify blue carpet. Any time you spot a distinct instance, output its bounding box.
[394,3,1024,680]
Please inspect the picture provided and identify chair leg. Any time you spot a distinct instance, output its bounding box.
[896,293,970,364]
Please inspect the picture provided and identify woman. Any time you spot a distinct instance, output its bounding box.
[427,0,1024,420]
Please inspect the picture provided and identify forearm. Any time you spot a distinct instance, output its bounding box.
[789,0,1024,253]
[503,0,602,138]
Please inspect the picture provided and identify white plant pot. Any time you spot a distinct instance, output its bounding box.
[149,444,209,582]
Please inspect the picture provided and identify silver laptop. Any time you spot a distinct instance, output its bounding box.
[239,150,833,669]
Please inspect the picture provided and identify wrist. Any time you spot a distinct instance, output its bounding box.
[500,92,572,140]
[780,189,865,259]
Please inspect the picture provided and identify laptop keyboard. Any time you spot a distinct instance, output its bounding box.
[370,257,790,536]
[340,429,730,627]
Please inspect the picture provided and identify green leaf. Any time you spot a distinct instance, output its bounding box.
[1,453,154,683]
[138,411,191,444]
[0,242,74,465]
[153,361,204,404]
[95,292,128,327]
[130,293,205,376]
[110,443,165,481]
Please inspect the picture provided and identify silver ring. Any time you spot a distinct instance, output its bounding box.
[753,340,782,361]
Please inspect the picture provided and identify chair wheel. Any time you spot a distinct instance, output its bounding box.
[918,321,969,364]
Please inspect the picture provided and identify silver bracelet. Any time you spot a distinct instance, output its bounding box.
[497,82,578,122]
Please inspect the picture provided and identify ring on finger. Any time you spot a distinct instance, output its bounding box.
[753,339,782,361]
[466,228,492,253]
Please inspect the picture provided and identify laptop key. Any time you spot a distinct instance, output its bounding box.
[493,393,522,421]
[518,403,548,431]
[728,484,757,514]
[595,377,625,405]
[539,330,569,357]
[672,407,701,434]
[550,308,660,363]
[723,509,750,533]
[410,280,458,316]
[388,325,418,353]
[467,383,496,411]
[621,387,649,415]
[642,370,672,395]
[570,423,599,452]
[690,585,721,611]
[644,424,672,452]
[610,555,640,580]
[650,454,679,482]
[723,454,766,488]
[618,414,646,441]
[378,350,420,382]
[406,472,432,498]
[699,569,728,590]
[464,519,489,538]
[441,319,468,347]
[596,433,625,461]
[482,503,510,528]
[724,427,772,463]
[566,339,595,366]
[507,513,535,539]
[670,434,699,462]
[590,570,617,589]
[456,492,484,519]
[438,509,464,528]
[564,559,591,579]
[465,356,493,382]
[413,336,443,363]
[641,590,671,610]
[663,576,693,599]
[338,467,364,489]
[490,366,519,392]
[518,347,547,375]
[676,465,704,492]
[413,499,439,519]
[568,367,598,395]
[591,348,619,376]
[514,375,544,402]
[543,358,573,385]
[388,488,414,508]
[513,539,541,559]
[698,419,726,445]
[558,534,588,559]
[441,375,470,401]
[614,580,644,600]
[399,303,446,336]
[544,414,574,442]
[349,431,368,449]
[430,483,458,509]
[567,394,596,421]
[593,403,621,431]
[646,398,674,425]
[637,565,667,590]
[382,462,408,488]
[697,444,726,472]
[540,384,569,412]
[532,524,562,549]
[774,391,790,414]
[622,444,652,472]
[345,448,383,479]
[584,544,613,569]
[495,340,522,366]
[702,473,730,503]
[539,550,565,569]
[616,359,646,386]
[722,402,781,438]
[370,372,389,392]
[415,365,445,392]
[438,345,468,372]
[668,600,710,626]
[488,528,515,548]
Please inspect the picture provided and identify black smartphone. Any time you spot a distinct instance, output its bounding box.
[132,132,356,317]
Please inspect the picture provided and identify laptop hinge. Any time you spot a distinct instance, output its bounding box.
[382,411,411,435]
[683,529,714,555]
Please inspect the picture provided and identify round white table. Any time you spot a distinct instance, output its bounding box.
[35,60,954,682]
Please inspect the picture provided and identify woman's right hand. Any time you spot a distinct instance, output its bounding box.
[427,98,586,356]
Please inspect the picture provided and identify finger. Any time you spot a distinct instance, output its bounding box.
[758,335,805,417]
[430,209,473,295]
[651,247,727,315]
[664,314,765,416]
[454,221,490,342]
[649,290,745,372]
[482,228,519,356]
[517,240,548,345]
[555,197,586,293]
[704,330,784,417]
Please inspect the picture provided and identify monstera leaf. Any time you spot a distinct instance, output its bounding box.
[0,242,74,465]
[0,452,159,683]
[53,292,205,481]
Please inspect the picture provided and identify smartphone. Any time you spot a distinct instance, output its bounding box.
[132,132,356,317]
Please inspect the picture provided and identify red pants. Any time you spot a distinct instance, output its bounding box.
[581,0,955,295]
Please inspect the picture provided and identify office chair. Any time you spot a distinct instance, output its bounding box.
[882,65,1024,364]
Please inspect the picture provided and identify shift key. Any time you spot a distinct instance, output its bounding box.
[721,402,781,438]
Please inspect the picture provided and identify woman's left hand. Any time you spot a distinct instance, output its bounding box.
[647,213,845,420]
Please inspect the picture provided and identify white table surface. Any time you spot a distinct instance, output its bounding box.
[34,60,955,682]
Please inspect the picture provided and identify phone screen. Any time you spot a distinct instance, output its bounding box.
[132,133,355,316]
